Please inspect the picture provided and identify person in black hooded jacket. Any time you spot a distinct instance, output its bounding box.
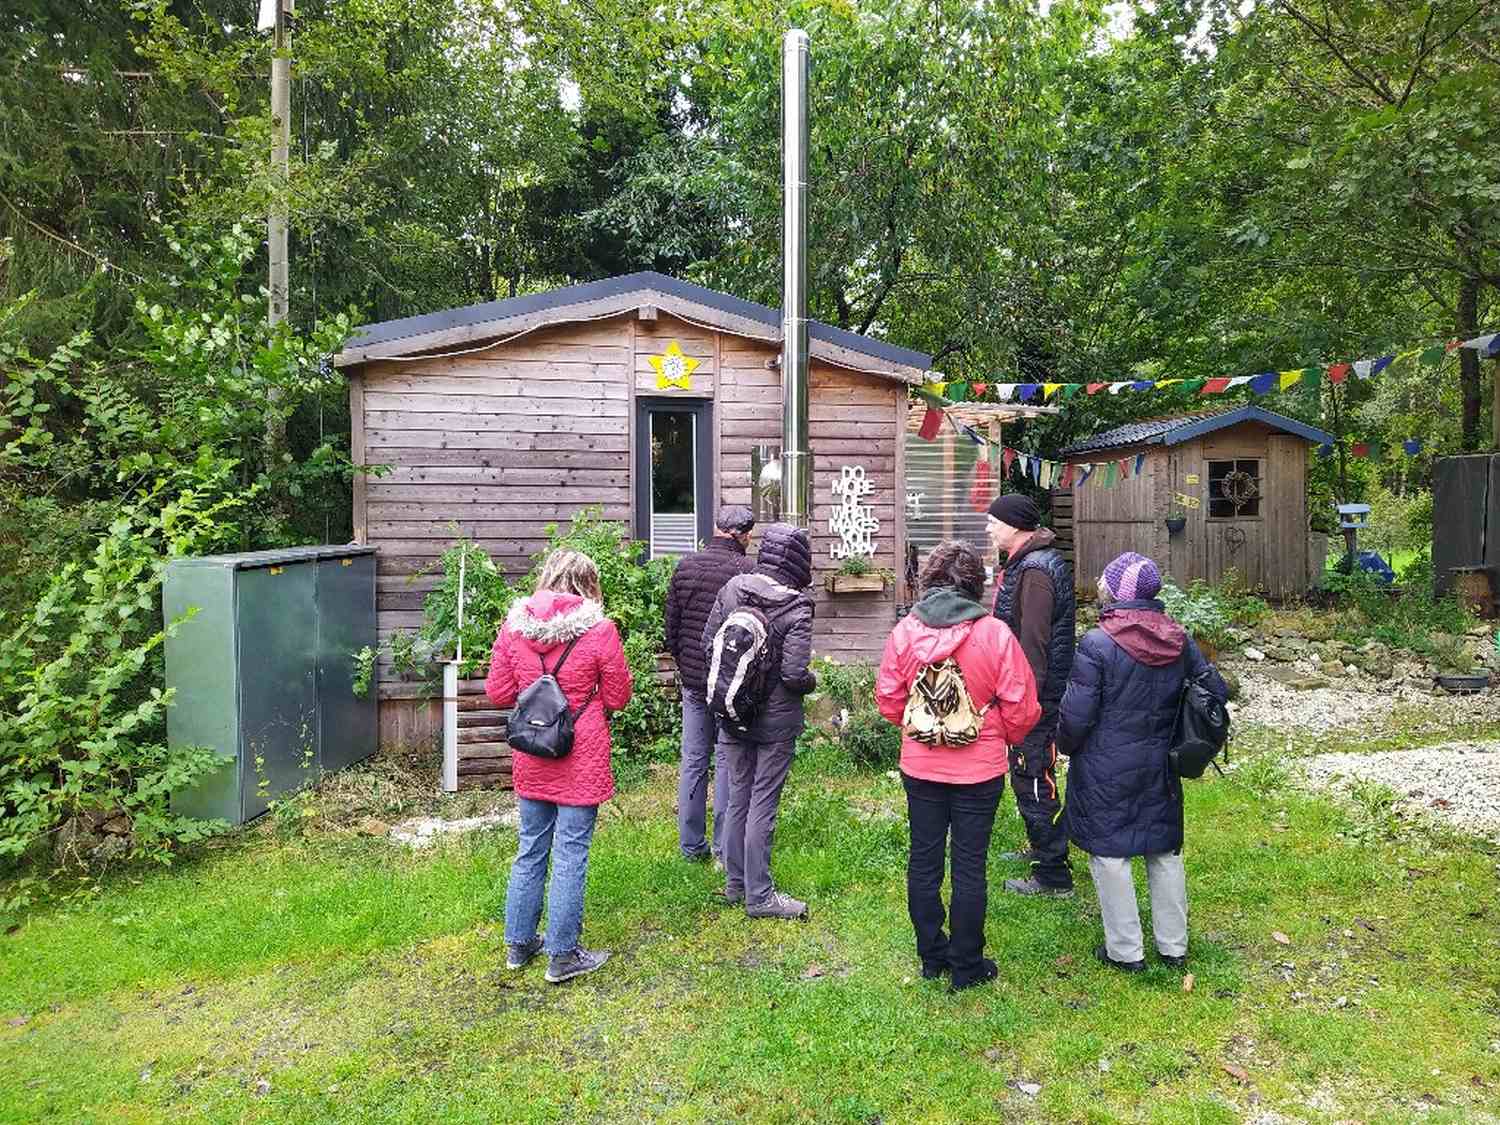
[701,523,817,921]
[664,505,756,862]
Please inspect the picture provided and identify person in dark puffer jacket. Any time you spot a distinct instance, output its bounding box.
[1057,552,1228,974]
[987,494,1077,896]
[702,523,816,921]
[663,505,756,862]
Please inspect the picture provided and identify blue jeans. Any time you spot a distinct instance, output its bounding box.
[504,798,599,956]
[678,690,728,859]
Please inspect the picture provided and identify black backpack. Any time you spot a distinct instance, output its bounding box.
[1169,667,1230,779]
[705,604,774,736]
[507,634,597,760]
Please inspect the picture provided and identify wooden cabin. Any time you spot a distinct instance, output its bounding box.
[332,272,930,742]
[1058,406,1333,598]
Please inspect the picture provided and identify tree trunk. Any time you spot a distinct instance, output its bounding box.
[1458,275,1481,450]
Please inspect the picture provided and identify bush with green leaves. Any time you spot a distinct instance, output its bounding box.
[0,464,246,875]
[1319,552,1474,657]
[1156,573,1270,649]
[384,508,681,758]
[807,658,901,771]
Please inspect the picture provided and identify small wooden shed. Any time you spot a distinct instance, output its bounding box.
[1058,406,1332,598]
[333,271,930,739]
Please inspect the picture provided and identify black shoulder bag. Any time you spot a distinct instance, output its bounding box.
[1168,663,1231,779]
[507,635,598,760]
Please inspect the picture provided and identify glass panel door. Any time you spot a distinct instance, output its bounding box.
[635,398,713,559]
[650,410,698,558]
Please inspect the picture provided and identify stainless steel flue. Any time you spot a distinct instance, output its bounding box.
[780,28,811,528]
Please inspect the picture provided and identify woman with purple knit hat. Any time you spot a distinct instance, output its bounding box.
[1056,552,1228,973]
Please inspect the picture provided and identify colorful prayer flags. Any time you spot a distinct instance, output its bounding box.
[1086,383,1106,395]
[1018,384,1040,402]
[1202,377,1231,394]
[1327,363,1350,383]
[1249,372,1277,394]
[1351,442,1371,458]
[917,408,943,441]
[1403,438,1422,455]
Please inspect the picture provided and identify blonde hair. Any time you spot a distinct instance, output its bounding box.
[535,549,603,602]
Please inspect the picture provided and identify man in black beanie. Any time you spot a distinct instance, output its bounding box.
[986,492,1077,897]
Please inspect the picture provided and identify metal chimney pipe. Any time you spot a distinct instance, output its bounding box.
[780,28,811,528]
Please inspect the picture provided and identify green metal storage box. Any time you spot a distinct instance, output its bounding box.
[164,545,378,824]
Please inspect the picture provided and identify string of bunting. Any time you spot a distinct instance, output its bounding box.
[916,331,1500,408]
[934,405,1428,495]
[910,330,1495,489]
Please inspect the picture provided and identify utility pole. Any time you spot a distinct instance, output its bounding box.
[268,0,291,328]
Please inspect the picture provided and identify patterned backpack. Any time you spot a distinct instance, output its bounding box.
[901,657,991,747]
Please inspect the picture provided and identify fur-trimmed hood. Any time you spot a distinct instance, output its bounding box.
[506,591,606,645]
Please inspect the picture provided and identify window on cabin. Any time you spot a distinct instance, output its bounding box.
[1208,459,1261,519]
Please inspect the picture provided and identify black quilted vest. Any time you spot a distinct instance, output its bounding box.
[992,546,1076,725]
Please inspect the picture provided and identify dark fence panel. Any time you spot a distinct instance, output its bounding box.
[1433,453,1497,593]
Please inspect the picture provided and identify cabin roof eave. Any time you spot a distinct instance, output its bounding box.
[332,271,930,384]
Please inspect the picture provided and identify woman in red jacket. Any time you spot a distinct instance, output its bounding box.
[876,541,1041,991]
[485,549,633,984]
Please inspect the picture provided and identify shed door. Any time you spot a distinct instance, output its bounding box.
[634,397,713,558]
[1204,456,1265,589]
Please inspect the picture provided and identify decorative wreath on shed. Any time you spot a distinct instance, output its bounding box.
[1218,469,1259,515]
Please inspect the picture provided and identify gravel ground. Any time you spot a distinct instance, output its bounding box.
[1224,664,1500,734]
[1301,741,1500,842]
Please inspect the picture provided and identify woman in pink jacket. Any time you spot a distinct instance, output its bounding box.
[485,549,633,984]
[876,541,1041,991]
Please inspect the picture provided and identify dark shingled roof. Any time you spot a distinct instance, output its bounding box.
[341,270,930,372]
[1060,405,1333,457]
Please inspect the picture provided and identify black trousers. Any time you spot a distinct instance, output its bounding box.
[901,771,1005,984]
[1008,736,1073,890]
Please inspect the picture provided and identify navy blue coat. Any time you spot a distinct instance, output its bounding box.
[1057,600,1228,858]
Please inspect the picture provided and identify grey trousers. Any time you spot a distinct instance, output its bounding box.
[677,691,728,859]
[719,736,796,906]
[1089,852,1188,962]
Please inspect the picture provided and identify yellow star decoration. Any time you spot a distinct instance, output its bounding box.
[650,340,701,390]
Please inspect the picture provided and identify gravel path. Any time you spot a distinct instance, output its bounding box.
[1301,741,1500,841]
[1225,666,1500,734]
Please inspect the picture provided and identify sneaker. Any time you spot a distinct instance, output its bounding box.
[745,891,809,920]
[1158,951,1188,969]
[1004,876,1075,899]
[950,958,999,993]
[1094,944,1146,974]
[998,848,1038,863]
[682,848,712,863]
[545,946,611,984]
[505,936,543,970]
[716,884,744,905]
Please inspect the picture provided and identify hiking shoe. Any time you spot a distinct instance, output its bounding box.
[1004,876,1075,899]
[682,848,712,863]
[1094,944,1146,974]
[717,884,744,905]
[505,936,544,970]
[998,848,1038,863]
[745,891,809,921]
[1158,951,1188,969]
[950,958,999,993]
[544,946,611,984]
[921,960,949,981]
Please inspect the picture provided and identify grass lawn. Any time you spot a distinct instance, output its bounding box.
[3,729,1499,1124]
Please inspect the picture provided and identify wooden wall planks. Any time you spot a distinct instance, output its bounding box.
[358,308,913,707]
